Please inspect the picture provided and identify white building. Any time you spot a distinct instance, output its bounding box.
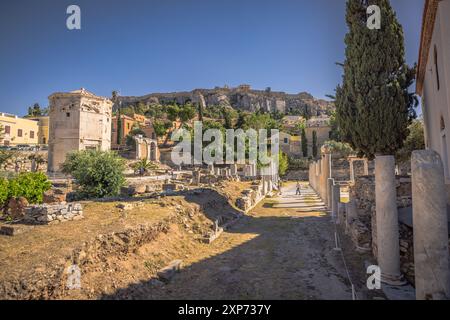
[417,0,450,193]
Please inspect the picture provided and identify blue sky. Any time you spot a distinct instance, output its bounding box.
[0,0,424,115]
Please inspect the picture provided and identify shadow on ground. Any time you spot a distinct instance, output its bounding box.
[99,184,378,300]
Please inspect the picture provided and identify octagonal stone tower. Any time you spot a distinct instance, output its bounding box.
[47,88,113,173]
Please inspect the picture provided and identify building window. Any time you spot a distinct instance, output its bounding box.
[43,137,46,144]
[66,112,70,117]
[30,131,34,139]
[5,125,10,134]
[434,45,440,91]
[17,129,23,137]
[127,123,130,130]
[284,138,289,144]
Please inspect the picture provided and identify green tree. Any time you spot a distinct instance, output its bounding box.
[235,111,248,129]
[301,128,308,157]
[312,131,318,158]
[278,152,289,176]
[27,103,44,117]
[396,120,425,163]
[222,107,233,129]
[335,0,417,159]
[328,110,341,141]
[179,104,196,123]
[116,109,123,145]
[62,150,126,199]
[167,105,180,122]
[112,90,119,102]
[323,140,354,158]
[153,119,172,138]
[198,103,204,121]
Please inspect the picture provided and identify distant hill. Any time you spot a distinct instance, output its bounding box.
[114,85,334,117]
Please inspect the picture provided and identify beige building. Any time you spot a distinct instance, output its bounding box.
[417,0,450,184]
[47,88,113,172]
[28,116,49,145]
[280,132,302,157]
[0,112,39,146]
[306,117,331,158]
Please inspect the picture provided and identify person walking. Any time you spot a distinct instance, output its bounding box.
[296,181,301,196]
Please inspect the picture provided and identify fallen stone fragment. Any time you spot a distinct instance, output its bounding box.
[157,260,183,282]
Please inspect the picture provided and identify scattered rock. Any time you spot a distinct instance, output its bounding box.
[157,260,183,282]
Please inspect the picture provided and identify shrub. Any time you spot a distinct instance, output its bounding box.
[62,150,125,199]
[323,140,354,159]
[278,152,289,176]
[0,178,8,207]
[7,172,52,204]
[288,158,310,171]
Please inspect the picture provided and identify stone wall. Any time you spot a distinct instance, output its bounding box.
[347,175,419,284]
[283,170,308,181]
[235,180,272,212]
[24,203,83,224]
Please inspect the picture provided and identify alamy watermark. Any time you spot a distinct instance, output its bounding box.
[367,5,381,30]
[66,5,81,30]
[366,265,381,290]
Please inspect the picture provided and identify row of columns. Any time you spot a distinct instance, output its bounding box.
[310,150,450,300]
[376,152,450,298]
[309,153,331,204]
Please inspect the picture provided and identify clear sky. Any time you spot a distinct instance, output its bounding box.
[0,0,424,115]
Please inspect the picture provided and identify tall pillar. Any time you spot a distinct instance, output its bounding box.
[412,150,450,300]
[375,155,404,285]
[332,184,340,222]
[363,160,369,176]
[349,160,355,182]
[346,199,357,234]
[230,164,238,176]
[327,178,334,209]
[321,154,331,204]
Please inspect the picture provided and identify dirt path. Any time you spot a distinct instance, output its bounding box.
[106,183,374,300]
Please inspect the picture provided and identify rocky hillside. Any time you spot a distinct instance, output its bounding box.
[115,86,334,117]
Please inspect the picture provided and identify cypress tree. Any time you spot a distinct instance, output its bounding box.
[312,131,318,158]
[301,128,308,157]
[116,108,122,145]
[198,103,203,121]
[335,0,417,160]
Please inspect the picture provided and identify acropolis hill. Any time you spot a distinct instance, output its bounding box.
[114,85,334,116]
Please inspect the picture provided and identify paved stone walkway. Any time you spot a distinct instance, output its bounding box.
[110,183,373,300]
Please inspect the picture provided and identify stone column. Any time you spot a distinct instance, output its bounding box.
[349,160,355,182]
[320,154,331,204]
[412,150,450,300]
[312,162,317,191]
[375,155,404,285]
[363,160,369,176]
[345,199,357,234]
[230,164,238,176]
[332,184,340,222]
[327,178,334,209]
